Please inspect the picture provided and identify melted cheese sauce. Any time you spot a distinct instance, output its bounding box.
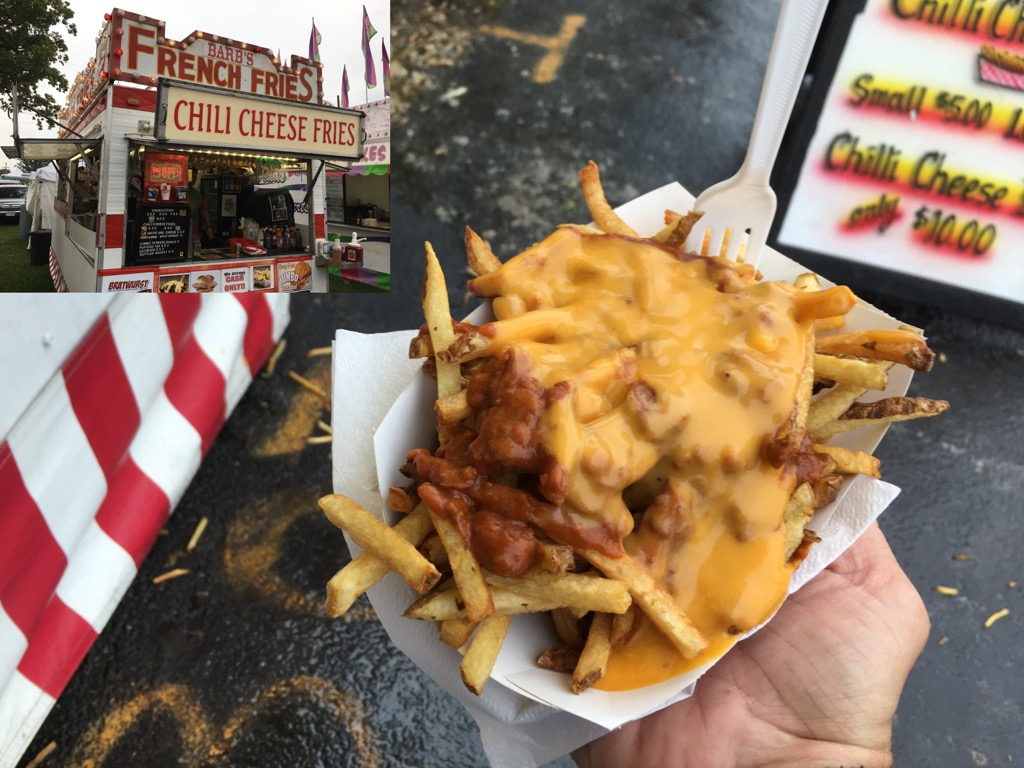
[471,227,813,690]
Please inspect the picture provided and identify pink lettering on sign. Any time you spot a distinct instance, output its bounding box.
[107,280,152,291]
[223,271,247,292]
[365,144,388,163]
[205,42,255,67]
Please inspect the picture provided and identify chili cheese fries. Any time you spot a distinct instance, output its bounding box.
[320,162,948,695]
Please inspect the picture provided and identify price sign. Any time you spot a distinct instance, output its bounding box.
[132,204,191,264]
[772,0,1024,314]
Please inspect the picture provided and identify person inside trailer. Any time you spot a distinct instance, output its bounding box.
[187,166,214,257]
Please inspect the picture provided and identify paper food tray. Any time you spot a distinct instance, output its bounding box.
[331,182,912,762]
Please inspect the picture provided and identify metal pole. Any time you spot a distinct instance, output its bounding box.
[11,85,19,146]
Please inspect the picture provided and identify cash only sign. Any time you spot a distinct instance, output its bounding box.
[99,8,363,160]
[776,0,1024,307]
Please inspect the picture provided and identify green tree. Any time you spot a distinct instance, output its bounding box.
[0,0,77,129]
[18,158,53,174]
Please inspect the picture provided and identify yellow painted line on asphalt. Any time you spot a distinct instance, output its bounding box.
[480,14,586,84]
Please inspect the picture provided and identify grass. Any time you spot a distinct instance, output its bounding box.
[328,268,390,293]
[0,224,56,292]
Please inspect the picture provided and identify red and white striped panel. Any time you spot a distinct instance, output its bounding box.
[0,294,289,767]
[978,58,1024,92]
[48,249,69,294]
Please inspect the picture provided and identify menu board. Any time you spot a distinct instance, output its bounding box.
[133,204,190,263]
[774,0,1024,310]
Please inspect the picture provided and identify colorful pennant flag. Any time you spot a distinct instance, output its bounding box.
[309,19,322,63]
[382,41,391,97]
[362,5,378,87]
[341,66,350,109]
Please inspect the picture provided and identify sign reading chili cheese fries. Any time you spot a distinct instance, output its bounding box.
[774,0,1024,307]
[156,81,363,160]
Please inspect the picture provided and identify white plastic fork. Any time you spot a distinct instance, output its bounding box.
[684,0,830,266]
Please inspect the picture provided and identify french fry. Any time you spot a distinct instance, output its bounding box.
[771,331,816,451]
[573,612,613,693]
[793,272,821,292]
[409,333,433,359]
[811,473,843,509]
[461,615,512,695]
[811,443,881,478]
[782,483,815,563]
[326,510,436,617]
[806,361,893,435]
[388,485,419,514]
[465,226,502,276]
[653,210,702,248]
[321,500,440,617]
[484,570,632,614]
[579,161,639,237]
[812,354,889,390]
[790,285,857,323]
[584,550,707,659]
[423,242,462,401]
[815,328,935,372]
[609,605,638,647]
[418,533,450,570]
[426,508,494,622]
[791,274,848,330]
[538,542,576,574]
[435,389,471,424]
[439,618,477,649]
[550,607,584,648]
[434,329,490,364]
[405,585,561,621]
[812,396,950,440]
[537,645,581,673]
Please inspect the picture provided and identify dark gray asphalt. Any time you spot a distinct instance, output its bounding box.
[17,1,1024,766]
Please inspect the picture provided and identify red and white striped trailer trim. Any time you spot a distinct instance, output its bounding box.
[0,294,290,767]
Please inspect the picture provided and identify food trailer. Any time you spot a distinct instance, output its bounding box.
[9,9,364,292]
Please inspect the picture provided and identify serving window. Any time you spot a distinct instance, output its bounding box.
[124,143,315,265]
[69,147,102,232]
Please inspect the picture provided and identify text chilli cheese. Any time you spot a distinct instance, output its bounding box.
[458,228,817,689]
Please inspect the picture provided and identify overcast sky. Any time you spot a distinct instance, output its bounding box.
[2,0,390,161]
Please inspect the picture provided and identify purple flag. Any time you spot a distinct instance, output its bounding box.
[309,19,322,63]
[341,66,350,108]
[382,41,391,97]
[361,5,378,87]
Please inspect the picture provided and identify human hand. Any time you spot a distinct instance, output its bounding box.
[572,523,929,768]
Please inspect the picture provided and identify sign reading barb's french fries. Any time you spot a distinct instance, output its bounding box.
[323,169,947,740]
